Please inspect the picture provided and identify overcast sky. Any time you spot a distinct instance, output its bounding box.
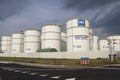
[0,0,120,40]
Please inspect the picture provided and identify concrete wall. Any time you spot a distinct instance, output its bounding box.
[0,50,114,59]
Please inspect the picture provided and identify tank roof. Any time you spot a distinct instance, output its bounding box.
[24,29,41,32]
[66,17,90,22]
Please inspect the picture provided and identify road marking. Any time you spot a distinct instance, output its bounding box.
[8,69,15,71]
[3,67,11,70]
[14,70,22,72]
[3,68,8,70]
[38,74,48,77]
[92,67,101,68]
[65,78,76,80]
[13,68,81,71]
[21,71,30,74]
[50,76,61,79]
[29,73,38,75]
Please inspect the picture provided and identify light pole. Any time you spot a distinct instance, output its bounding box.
[107,38,117,62]
[20,30,24,53]
[107,39,113,61]
[0,17,3,53]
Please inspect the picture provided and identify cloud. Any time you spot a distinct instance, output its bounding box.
[1,0,120,40]
[62,0,120,37]
[0,0,29,18]
[62,0,115,12]
[0,0,75,39]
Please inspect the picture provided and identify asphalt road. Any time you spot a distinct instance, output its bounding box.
[0,63,120,80]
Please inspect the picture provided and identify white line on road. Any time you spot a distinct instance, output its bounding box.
[1,67,76,71]
[14,70,22,72]
[29,73,38,75]
[38,74,48,77]
[8,69,15,71]
[3,67,11,70]
[50,76,61,79]
[3,68,8,70]
[21,71,30,74]
[65,78,76,80]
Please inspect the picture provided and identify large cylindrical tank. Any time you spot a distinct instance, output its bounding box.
[99,39,109,51]
[66,18,90,52]
[24,30,41,53]
[11,33,24,53]
[93,36,99,51]
[1,36,11,53]
[107,35,120,51]
[41,25,61,51]
[61,32,67,51]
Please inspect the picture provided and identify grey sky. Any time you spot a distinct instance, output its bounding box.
[62,0,120,36]
[0,0,120,40]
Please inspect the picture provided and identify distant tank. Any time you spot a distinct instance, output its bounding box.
[107,35,120,51]
[1,36,11,53]
[99,39,109,51]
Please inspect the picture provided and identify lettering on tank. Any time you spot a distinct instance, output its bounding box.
[75,35,88,40]
[73,45,81,48]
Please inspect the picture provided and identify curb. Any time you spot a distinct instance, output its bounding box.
[0,61,88,69]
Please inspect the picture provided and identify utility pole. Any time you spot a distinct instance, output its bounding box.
[107,38,117,62]
[107,39,113,62]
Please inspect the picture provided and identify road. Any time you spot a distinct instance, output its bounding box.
[0,63,120,80]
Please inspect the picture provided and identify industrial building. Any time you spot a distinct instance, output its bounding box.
[0,17,119,59]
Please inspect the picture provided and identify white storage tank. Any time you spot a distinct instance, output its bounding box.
[1,36,11,53]
[24,30,41,53]
[93,36,99,51]
[41,25,61,51]
[99,39,109,51]
[107,35,120,51]
[66,18,90,52]
[11,33,24,53]
[61,32,67,51]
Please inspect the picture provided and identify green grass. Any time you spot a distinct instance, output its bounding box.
[0,57,120,67]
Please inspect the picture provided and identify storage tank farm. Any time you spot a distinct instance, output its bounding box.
[107,35,120,51]
[66,18,91,52]
[24,30,41,53]
[1,36,11,53]
[41,25,61,51]
[11,33,24,53]
[1,17,120,56]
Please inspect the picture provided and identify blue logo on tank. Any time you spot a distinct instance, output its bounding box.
[78,20,85,26]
